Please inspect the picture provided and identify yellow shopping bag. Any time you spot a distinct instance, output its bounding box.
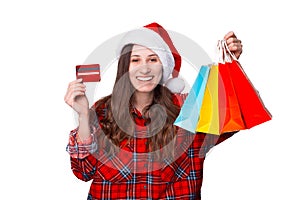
[196,64,220,134]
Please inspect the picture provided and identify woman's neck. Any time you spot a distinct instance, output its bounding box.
[133,91,154,113]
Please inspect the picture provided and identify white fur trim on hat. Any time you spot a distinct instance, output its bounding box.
[165,77,185,93]
[117,27,175,83]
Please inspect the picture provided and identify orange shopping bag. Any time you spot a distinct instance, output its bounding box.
[218,40,246,133]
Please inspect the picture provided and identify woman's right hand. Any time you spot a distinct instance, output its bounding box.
[64,79,89,116]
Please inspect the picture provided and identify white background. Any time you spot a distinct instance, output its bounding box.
[1,0,299,199]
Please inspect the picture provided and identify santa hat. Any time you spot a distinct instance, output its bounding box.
[117,22,185,93]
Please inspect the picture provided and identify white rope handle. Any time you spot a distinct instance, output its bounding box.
[222,39,238,61]
[217,40,224,64]
[217,39,238,63]
[221,40,232,63]
[217,40,236,63]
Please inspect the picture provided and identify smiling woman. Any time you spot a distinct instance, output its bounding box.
[129,45,163,96]
[64,22,243,199]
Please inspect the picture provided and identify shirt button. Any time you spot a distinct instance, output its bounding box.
[144,185,147,189]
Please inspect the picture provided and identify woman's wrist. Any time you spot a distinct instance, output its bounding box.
[78,109,90,119]
[77,110,92,141]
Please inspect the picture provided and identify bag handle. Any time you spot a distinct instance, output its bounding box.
[217,39,238,63]
[221,40,238,61]
[217,40,226,64]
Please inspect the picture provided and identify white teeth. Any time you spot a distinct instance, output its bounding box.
[136,76,153,81]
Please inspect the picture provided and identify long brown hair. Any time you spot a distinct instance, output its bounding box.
[91,44,180,159]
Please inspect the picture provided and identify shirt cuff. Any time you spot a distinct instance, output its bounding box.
[66,128,98,159]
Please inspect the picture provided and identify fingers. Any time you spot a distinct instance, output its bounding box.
[64,79,86,107]
[69,78,83,85]
[224,31,243,59]
[227,38,243,51]
[224,31,236,40]
[69,83,86,93]
[226,37,240,44]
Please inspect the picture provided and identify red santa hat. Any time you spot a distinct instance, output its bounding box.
[117,22,185,93]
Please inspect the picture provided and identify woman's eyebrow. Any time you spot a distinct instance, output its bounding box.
[131,54,158,57]
[148,54,158,57]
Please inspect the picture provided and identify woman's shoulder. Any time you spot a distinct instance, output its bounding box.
[92,95,111,110]
[171,93,188,107]
[90,95,112,119]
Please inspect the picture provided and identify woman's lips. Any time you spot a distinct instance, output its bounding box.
[136,76,154,81]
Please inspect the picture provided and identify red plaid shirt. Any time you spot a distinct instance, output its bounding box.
[66,94,236,200]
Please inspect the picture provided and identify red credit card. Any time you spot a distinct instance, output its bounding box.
[76,64,101,82]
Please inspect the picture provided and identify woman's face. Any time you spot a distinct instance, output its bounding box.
[129,45,163,93]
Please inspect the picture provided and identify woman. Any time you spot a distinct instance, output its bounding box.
[65,23,242,199]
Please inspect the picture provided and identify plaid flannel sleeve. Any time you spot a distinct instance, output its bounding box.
[216,131,238,145]
[66,128,98,159]
[201,131,238,156]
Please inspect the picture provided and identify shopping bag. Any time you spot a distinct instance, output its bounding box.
[218,62,246,132]
[218,40,246,132]
[174,40,271,135]
[221,41,272,129]
[174,66,210,133]
[228,60,272,128]
[196,64,220,134]
[195,40,246,135]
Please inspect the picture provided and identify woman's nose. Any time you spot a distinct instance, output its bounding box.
[139,64,151,74]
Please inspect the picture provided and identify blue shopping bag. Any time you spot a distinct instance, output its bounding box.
[174,66,210,133]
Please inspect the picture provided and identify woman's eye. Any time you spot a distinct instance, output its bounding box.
[150,58,158,62]
[131,59,139,63]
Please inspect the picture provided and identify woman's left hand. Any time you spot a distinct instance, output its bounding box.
[224,31,243,59]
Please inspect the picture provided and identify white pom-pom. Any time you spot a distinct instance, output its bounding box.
[165,77,185,93]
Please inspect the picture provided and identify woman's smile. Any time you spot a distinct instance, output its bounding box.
[129,45,163,93]
[136,76,154,81]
